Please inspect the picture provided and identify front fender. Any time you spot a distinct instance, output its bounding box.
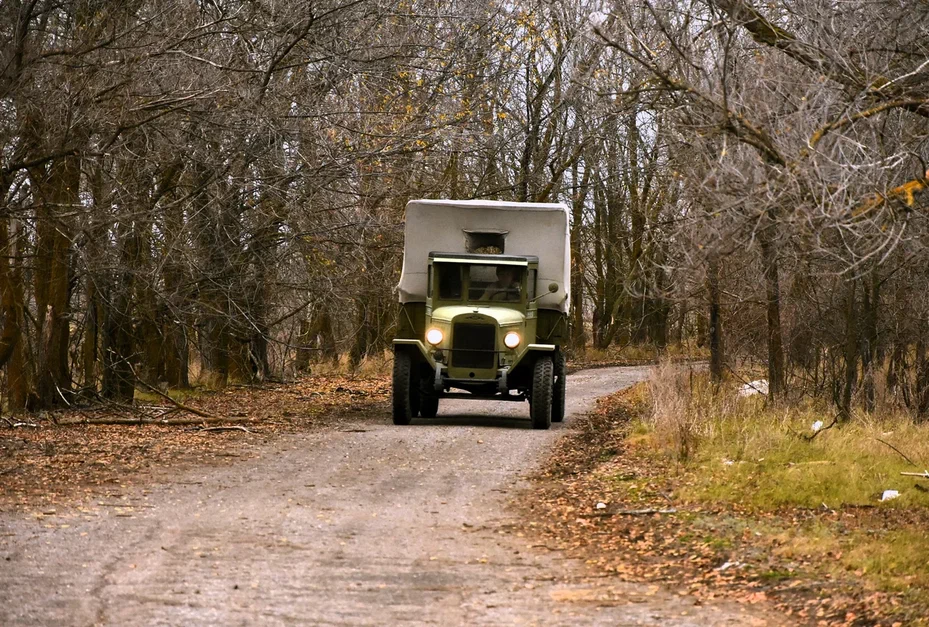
[393,339,435,367]
[509,343,556,370]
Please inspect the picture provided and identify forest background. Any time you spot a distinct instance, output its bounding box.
[2,0,928,421]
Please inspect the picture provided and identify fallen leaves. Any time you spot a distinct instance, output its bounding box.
[0,374,389,511]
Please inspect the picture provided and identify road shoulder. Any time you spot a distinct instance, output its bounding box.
[516,384,926,626]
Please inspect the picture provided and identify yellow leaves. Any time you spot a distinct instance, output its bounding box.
[497,112,508,120]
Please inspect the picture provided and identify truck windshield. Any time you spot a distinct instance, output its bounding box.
[434,262,525,302]
[469,265,523,302]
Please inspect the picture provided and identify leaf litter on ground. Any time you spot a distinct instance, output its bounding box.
[0,374,389,512]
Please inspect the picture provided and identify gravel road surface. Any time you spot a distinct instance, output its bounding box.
[0,367,774,626]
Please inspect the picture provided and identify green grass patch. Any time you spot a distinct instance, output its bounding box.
[840,529,929,591]
[758,569,795,583]
[643,363,929,511]
[633,362,929,603]
[683,417,929,509]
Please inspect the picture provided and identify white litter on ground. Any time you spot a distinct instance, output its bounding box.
[880,490,900,502]
[596,502,607,510]
[738,379,769,397]
[715,561,741,572]
[812,420,824,432]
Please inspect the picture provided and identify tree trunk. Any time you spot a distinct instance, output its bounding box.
[569,161,588,352]
[161,188,190,389]
[840,281,858,422]
[82,275,101,389]
[31,154,79,408]
[5,219,32,409]
[349,297,373,368]
[101,221,139,402]
[759,229,785,402]
[860,272,879,412]
[707,253,724,385]
[0,219,20,370]
[917,340,929,420]
[163,320,190,388]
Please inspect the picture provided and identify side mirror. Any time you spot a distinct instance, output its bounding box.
[530,282,559,304]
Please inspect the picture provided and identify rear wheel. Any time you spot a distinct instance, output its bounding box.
[392,350,419,425]
[530,355,553,430]
[551,351,566,423]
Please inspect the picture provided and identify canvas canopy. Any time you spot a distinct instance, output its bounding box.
[398,199,570,313]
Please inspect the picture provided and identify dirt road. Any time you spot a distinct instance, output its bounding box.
[0,367,773,626]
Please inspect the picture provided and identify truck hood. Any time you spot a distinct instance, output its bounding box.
[431,305,525,327]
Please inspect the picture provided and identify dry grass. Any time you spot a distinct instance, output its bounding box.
[634,362,929,598]
[643,361,929,508]
[303,350,394,377]
[570,341,707,370]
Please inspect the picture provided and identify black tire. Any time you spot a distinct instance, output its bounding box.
[416,367,436,417]
[392,350,418,425]
[411,384,421,418]
[551,351,566,423]
[530,355,553,430]
[420,395,439,418]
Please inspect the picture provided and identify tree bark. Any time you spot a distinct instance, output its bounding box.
[101,219,139,402]
[707,252,724,385]
[860,271,879,412]
[31,154,79,408]
[759,226,785,402]
[0,218,20,369]
[569,160,588,351]
[840,280,858,422]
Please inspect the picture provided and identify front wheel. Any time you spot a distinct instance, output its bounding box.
[530,355,553,430]
[420,395,439,418]
[392,350,419,425]
[551,351,566,423]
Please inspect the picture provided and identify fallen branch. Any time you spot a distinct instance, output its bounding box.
[196,425,253,434]
[130,364,219,420]
[788,415,839,441]
[56,415,251,426]
[2,416,39,428]
[584,507,678,517]
[900,471,929,479]
[614,507,678,515]
[877,438,921,468]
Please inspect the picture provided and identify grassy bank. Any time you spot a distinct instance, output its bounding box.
[524,364,929,626]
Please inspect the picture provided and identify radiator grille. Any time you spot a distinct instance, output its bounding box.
[451,323,496,369]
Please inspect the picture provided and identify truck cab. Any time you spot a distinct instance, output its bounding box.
[393,200,570,429]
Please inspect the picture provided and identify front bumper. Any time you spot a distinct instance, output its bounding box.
[392,339,556,393]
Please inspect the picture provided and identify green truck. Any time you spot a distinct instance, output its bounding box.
[392,200,570,429]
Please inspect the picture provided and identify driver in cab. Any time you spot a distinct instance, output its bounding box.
[480,266,521,302]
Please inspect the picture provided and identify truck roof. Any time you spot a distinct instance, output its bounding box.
[398,199,570,313]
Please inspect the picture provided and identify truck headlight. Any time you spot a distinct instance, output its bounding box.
[426,328,444,346]
[504,332,520,349]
